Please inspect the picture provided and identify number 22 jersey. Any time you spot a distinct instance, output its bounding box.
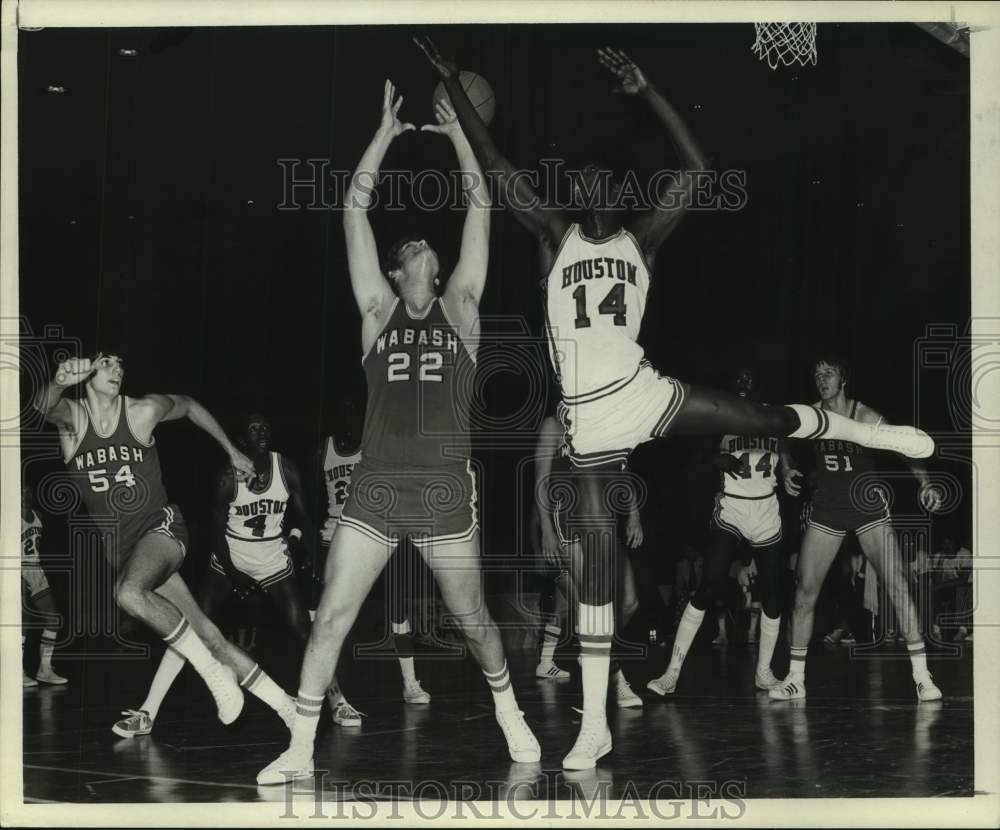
[544,224,650,404]
[361,297,474,468]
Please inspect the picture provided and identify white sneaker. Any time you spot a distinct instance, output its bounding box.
[495,709,541,763]
[914,674,942,702]
[112,709,154,738]
[755,668,781,690]
[35,666,68,685]
[257,745,314,786]
[331,698,365,727]
[865,422,934,459]
[403,680,431,704]
[23,673,38,688]
[277,696,297,732]
[768,676,806,700]
[646,667,680,696]
[613,673,643,708]
[203,662,244,725]
[536,662,570,680]
[562,718,612,770]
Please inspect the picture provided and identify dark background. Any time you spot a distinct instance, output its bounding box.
[18,23,972,625]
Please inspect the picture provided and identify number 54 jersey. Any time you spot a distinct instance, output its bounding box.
[544,224,650,404]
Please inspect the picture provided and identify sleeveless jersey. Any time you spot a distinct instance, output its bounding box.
[323,436,361,521]
[544,223,650,403]
[67,397,170,550]
[22,510,42,561]
[812,401,880,511]
[361,297,474,467]
[227,452,289,543]
[718,435,780,499]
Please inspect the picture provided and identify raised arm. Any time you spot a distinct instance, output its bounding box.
[34,357,94,458]
[597,49,708,262]
[344,80,413,351]
[414,36,570,250]
[131,394,253,479]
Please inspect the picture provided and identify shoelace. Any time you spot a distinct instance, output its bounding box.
[119,709,148,726]
[570,723,607,754]
[498,711,535,749]
[335,702,365,719]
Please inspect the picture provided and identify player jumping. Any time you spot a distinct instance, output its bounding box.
[418,39,935,768]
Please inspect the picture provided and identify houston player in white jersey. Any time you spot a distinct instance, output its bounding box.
[318,398,430,705]
[20,483,68,687]
[420,40,935,768]
[111,413,360,738]
[647,368,787,697]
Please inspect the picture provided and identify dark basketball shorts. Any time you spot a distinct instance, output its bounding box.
[118,504,190,563]
[805,501,890,538]
[339,458,478,549]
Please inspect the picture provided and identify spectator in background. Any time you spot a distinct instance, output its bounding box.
[933,535,973,641]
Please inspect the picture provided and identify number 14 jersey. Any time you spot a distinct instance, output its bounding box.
[544,224,650,404]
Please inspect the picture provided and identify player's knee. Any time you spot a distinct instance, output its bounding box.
[793,576,822,607]
[114,580,148,618]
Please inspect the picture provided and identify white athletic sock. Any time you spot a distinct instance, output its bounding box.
[669,604,706,671]
[787,403,877,445]
[540,624,561,665]
[241,664,288,712]
[483,661,518,714]
[906,639,930,678]
[758,613,781,675]
[788,645,808,680]
[140,647,185,720]
[39,629,57,670]
[163,617,220,677]
[291,690,324,749]
[578,602,613,721]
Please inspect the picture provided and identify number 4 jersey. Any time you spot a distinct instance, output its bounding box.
[67,397,171,557]
[545,223,649,404]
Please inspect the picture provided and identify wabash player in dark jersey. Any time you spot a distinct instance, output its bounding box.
[35,351,257,727]
[419,39,936,768]
[771,357,944,702]
[258,84,539,786]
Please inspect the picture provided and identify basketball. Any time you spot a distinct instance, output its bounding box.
[432,70,496,126]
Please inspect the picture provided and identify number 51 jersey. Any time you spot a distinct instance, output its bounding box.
[361,297,474,468]
[545,224,650,404]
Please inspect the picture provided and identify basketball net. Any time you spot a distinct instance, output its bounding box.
[752,22,818,69]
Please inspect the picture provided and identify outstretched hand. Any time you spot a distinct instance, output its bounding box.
[597,47,649,95]
[413,35,458,79]
[380,79,415,137]
[421,98,463,139]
